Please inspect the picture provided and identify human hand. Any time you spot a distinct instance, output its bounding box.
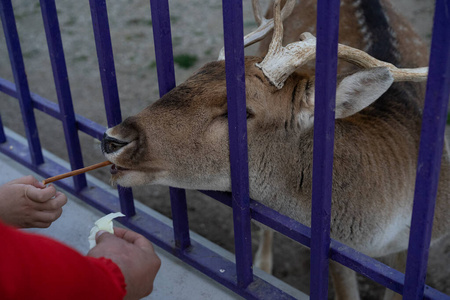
[0,175,67,228]
[87,227,161,300]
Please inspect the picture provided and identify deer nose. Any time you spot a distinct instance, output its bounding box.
[102,133,129,154]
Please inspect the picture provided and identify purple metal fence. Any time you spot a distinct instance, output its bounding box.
[1,0,450,299]
[310,0,340,297]
[404,0,450,297]
[222,0,253,288]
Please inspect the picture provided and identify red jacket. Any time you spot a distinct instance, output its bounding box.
[0,221,126,300]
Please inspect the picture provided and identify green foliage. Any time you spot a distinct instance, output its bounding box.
[64,16,77,27]
[170,16,180,24]
[22,49,40,59]
[173,54,198,69]
[126,18,152,27]
[147,60,157,69]
[73,55,88,62]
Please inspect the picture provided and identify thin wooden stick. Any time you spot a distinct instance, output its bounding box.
[42,161,112,185]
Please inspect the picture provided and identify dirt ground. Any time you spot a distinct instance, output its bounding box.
[0,0,448,299]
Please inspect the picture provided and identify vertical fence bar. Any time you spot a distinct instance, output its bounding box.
[149,0,175,94]
[169,188,190,249]
[40,0,87,191]
[115,186,134,217]
[149,0,190,250]
[404,0,450,298]
[89,0,123,126]
[89,0,135,217]
[0,0,44,166]
[222,0,253,288]
[0,114,5,143]
[310,0,341,298]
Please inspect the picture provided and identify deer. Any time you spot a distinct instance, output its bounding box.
[101,0,450,298]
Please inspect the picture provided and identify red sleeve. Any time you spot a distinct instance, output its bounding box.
[0,221,126,300]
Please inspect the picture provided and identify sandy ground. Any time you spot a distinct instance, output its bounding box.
[0,0,448,299]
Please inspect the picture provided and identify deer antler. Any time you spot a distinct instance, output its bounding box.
[336,44,428,82]
[256,0,428,89]
[218,0,296,61]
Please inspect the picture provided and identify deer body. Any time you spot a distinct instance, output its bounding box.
[102,0,449,298]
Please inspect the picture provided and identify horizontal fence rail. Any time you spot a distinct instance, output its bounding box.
[1,0,450,299]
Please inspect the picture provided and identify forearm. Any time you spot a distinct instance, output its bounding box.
[0,222,126,299]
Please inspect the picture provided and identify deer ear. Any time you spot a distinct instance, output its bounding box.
[335,67,394,118]
[297,67,393,130]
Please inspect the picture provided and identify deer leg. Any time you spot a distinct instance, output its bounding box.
[329,261,360,300]
[254,228,274,273]
[383,251,407,300]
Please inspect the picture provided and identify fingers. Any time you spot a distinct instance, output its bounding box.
[87,231,114,258]
[113,227,137,240]
[20,209,63,228]
[36,209,63,225]
[10,175,44,188]
[23,192,67,228]
[26,219,53,229]
[25,184,57,203]
[34,191,68,211]
[96,230,122,244]
[96,227,155,252]
[113,227,155,250]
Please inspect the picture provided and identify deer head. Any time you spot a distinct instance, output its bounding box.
[101,0,427,194]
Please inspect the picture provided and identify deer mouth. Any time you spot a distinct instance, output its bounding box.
[110,164,130,175]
